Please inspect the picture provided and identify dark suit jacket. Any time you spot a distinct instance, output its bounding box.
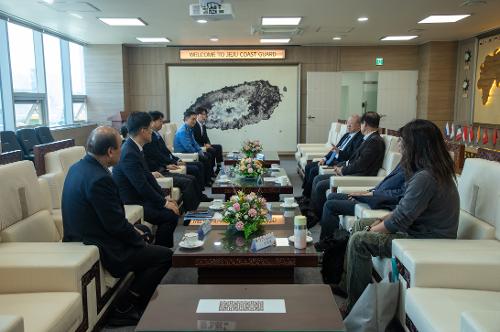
[372,163,406,198]
[143,132,179,172]
[112,138,166,210]
[193,121,210,146]
[61,154,145,278]
[340,131,385,176]
[324,131,363,165]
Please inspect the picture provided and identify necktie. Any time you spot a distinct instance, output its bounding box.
[326,134,352,165]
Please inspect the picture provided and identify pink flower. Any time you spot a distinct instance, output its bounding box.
[233,203,240,211]
[235,221,244,231]
[248,168,253,173]
[235,236,245,246]
[248,208,257,218]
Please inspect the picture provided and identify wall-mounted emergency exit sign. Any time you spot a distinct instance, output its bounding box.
[375,57,384,66]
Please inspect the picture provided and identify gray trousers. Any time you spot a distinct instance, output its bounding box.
[345,219,408,310]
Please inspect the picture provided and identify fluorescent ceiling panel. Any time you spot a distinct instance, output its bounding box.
[381,35,418,41]
[418,15,470,23]
[136,37,170,43]
[262,17,302,26]
[260,38,290,43]
[98,18,146,26]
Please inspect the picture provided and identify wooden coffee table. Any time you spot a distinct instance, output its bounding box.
[224,151,280,168]
[136,284,345,332]
[174,203,318,284]
[211,168,293,202]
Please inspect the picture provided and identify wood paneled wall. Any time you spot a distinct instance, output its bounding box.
[416,41,458,130]
[84,45,125,124]
[124,45,419,141]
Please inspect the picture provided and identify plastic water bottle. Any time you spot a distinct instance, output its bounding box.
[294,216,307,249]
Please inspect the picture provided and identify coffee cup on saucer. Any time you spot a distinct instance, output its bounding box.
[183,232,199,246]
[271,163,280,169]
[212,199,223,209]
[277,176,288,185]
[219,174,228,181]
[284,197,295,206]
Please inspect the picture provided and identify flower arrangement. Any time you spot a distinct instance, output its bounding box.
[236,158,265,178]
[241,140,263,158]
[222,191,269,238]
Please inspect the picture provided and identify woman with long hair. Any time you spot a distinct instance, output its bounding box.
[342,119,459,314]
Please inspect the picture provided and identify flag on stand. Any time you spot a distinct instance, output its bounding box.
[476,126,481,145]
[445,122,450,139]
[493,129,498,146]
[468,126,474,144]
[462,126,468,143]
[455,126,463,142]
[483,128,489,145]
[450,124,455,141]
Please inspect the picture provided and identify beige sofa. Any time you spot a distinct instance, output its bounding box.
[0,161,131,331]
[392,158,500,331]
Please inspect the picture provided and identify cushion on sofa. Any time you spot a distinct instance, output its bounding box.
[0,292,82,332]
[406,288,500,332]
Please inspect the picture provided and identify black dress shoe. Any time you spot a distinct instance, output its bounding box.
[200,194,213,202]
[106,306,141,327]
[306,211,319,229]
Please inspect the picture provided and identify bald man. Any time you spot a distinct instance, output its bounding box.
[62,126,172,326]
[300,115,363,200]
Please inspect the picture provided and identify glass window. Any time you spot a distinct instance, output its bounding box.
[15,101,42,127]
[72,101,87,122]
[43,34,65,126]
[7,22,38,93]
[0,88,3,132]
[69,42,86,95]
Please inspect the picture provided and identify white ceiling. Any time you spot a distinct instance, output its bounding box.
[0,0,498,46]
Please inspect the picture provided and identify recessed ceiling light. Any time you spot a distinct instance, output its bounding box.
[260,38,290,43]
[196,19,208,24]
[262,17,302,26]
[69,12,83,19]
[98,18,147,26]
[357,17,369,22]
[209,37,219,42]
[381,35,418,41]
[333,36,342,40]
[136,37,170,43]
[418,14,470,24]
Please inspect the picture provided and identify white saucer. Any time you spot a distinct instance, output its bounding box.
[209,204,224,210]
[216,178,231,183]
[179,240,204,249]
[279,202,299,208]
[288,235,313,243]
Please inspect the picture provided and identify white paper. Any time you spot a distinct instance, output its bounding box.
[275,238,290,247]
[263,177,276,182]
[196,299,286,313]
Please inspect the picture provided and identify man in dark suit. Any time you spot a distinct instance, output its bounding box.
[193,107,223,173]
[113,112,180,248]
[62,126,172,326]
[301,115,363,199]
[318,162,406,240]
[144,111,211,208]
[308,112,386,226]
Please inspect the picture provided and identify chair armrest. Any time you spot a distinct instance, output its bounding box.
[330,176,384,189]
[337,186,373,194]
[173,153,198,161]
[392,239,500,290]
[170,165,186,175]
[124,205,144,224]
[319,166,336,175]
[461,311,500,332]
[156,177,173,189]
[297,146,330,155]
[302,152,327,161]
[354,203,390,219]
[0,243,99,294]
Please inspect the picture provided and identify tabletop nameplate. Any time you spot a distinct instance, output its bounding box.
[251,232,276,252]
[197,220,212,239]
[196,299,286,313]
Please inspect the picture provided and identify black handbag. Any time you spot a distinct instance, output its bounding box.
[316,229,350,284]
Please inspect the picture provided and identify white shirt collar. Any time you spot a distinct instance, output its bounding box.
[363,130,377,141]
[130,137,143,152]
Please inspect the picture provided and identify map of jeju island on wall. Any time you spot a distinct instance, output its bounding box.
[168,66,299,152]
[474,34,500,125]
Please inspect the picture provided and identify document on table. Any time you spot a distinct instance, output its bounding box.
[196,299,286,313]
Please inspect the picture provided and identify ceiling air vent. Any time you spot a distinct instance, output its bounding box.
[251,25,304,37]
[38,1,100,12]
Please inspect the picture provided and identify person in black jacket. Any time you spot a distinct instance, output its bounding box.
[62,126,172,326]
[193,107,223,173]
[112,112,180,248]
[301,115,363,199]
[143,111,211,208]
[307,112,386,227]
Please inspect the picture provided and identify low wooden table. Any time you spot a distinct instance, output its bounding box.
[136,284,345,332]
[211,169,293,202]
[174,203,318,284]
[224,151,280,168]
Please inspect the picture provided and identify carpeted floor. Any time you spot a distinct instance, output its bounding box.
[100,155,340,332]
